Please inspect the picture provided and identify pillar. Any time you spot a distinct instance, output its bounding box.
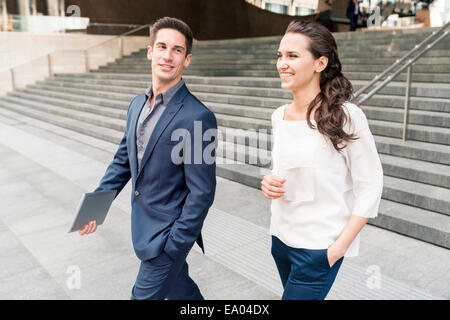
[30,0,36,15]
[59,0,64,16]
[18,0,30,15]
[1,0,7,31]
[46,0,58,16]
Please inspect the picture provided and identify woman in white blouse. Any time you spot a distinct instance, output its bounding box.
[260,20,384,300]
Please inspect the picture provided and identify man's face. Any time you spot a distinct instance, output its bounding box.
[147,28,191,84]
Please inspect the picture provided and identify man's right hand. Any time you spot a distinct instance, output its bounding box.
[78,220,97,235]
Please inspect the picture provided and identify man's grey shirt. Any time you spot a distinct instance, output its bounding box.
[136,78,185,168]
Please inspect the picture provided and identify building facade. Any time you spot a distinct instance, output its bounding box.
[0,0,88,32]
[246,0,319,16]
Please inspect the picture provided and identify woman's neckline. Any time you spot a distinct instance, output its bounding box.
[281,104,316,122]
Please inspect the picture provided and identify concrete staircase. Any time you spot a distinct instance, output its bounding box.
[0,27,449,250]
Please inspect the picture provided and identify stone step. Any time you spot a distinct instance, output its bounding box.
[124,56,450,74]
[217,135,449,188]
[131,40,450,55]
[7,85,450,167]
[52,74,450,112]
[216,158,450,217]
[98,62,450,74]
[190,37,449,51]
[207,100,450,129]
[366,119,449,145]
[379,153,450,189]
[118,54,450,67]
[332,28,438,40]
[15,87,129,110]
[119,56,450,66]
[195,40,450,53]
[6,90,447,189]
[194,29,438,44]
[29,83,135,103]
[5,88,449,190]
[48,76,450,101]
[21,84,450,145]
[0,100,123,144]
[361,95,450,113]
[61,69,450,88]
[129,49,450,62]
[382,175,449,216]
[12,79,450,165]
[196,33,449,45]
[0,95,126,132]
[361,106,450,128]
[217,159,450,249]
[370,199,449,249]
[340,57,450,65]
[3,93,127,120]
[4,87,448,189]
[343,71,450,83]
[352,80,450,99]
[92,68,450,82]
[32,82,288,109]
[217,125,450,166]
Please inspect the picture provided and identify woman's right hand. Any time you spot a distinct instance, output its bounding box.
[261,175,286,199]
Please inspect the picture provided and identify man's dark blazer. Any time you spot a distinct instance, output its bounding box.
[94,83,217,263]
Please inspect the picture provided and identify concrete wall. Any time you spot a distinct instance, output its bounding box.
[0,32,148,96]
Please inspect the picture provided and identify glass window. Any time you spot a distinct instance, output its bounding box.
[296,6,315,16]
[266,3,288,14]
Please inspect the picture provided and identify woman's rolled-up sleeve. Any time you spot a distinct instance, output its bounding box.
[343,106,384,219]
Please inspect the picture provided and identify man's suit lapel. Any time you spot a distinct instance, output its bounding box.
[137,84,189,180]
[128,94,147,180]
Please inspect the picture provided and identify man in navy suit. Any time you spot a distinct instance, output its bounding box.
[78,17,218,300]
[346,0,360,31]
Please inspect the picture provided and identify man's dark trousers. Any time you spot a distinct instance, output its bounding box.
[131,251,203,300]
[349,15,358,31]
[95,83,217,299]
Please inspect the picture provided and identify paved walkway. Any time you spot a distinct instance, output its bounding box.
[0,109,448,300]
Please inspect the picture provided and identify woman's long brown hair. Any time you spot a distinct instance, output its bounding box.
[285,20,359,152]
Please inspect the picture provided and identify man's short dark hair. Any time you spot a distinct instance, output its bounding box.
[149,17,193,56]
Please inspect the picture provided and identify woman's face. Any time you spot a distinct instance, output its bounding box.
[277,32,324,91]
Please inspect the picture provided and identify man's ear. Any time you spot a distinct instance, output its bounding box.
[183,53,192,68]
[147,45,153,61]
[315,56,328,73]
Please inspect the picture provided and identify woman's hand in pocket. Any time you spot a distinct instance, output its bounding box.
[261,175,286,199]
[327,242,345,268]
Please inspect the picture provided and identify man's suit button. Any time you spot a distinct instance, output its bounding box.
[135,190,140,196]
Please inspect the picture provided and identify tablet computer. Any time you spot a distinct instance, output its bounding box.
[68,189,117,233]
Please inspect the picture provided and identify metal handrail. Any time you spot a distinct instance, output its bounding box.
[84,23,150,51]
[354,23,450,142]
[354,21,450,98]
[358,29,449,104]
[88,22,145,28]
[4,23,151,91]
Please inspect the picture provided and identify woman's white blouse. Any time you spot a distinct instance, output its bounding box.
[270,102,384,257]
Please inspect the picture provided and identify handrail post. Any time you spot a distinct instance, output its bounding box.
[10,68,16,91]
[47,53,53,77]
[402,65,412,142]
[119,36,123,58]
[84,50,89,72]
